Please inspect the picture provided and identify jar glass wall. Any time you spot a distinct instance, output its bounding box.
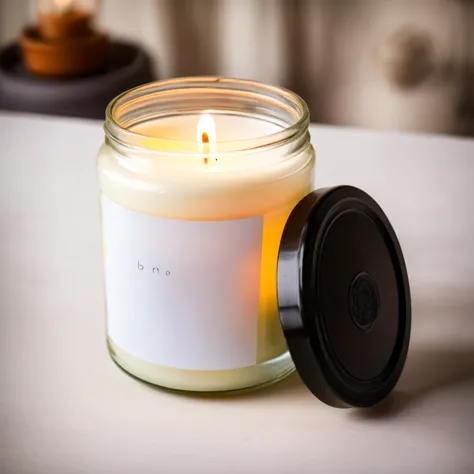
[98,77,315,392]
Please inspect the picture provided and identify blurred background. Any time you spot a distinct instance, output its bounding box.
[0,0,473,136]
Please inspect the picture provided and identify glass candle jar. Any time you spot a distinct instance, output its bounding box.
[98,78,315,393]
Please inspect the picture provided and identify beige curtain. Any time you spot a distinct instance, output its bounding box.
[0,0,469,134]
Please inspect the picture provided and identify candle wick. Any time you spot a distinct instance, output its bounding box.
[202,132,209,165]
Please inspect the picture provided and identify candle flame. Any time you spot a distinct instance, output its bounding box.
[54,0,74,8]
[197,114,215,165]
[53,0,74,12]
[197,114,216,143]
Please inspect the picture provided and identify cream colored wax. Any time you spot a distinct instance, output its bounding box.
[98,114,314,392]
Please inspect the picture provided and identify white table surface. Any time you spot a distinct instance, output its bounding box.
[0,112,473,474]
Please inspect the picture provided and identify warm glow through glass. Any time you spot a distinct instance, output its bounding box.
[53,0,74,12]
[197,114,217,143]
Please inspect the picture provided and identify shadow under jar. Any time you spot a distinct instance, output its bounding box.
[98,77,411,408]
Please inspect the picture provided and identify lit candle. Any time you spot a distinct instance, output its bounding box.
[52,0,73,14]
[38,0,92,40]
[98,80,412,407]
[98,78,314,392]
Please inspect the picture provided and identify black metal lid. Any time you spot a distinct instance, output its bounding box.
[277,186,411,408]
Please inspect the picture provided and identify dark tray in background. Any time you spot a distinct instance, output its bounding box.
[0,40,156,120]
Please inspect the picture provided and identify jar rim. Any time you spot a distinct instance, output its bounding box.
[104,77,310,155]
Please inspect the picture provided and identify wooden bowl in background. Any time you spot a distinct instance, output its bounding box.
[20,27,107,77]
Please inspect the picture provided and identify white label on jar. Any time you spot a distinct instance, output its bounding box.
[102,195,263,371]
